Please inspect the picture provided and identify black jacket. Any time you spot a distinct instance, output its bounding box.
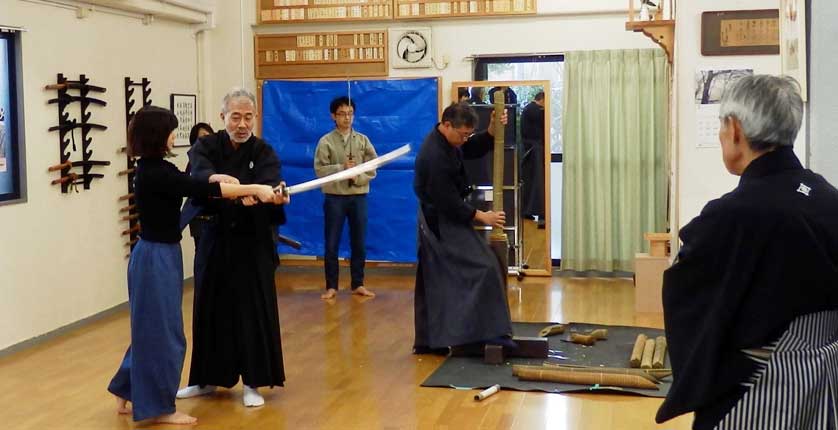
[657,147,838,428]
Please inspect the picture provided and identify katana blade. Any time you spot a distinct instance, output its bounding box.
[274,144,410,196]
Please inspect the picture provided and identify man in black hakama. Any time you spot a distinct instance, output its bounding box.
[178,89,287,407]
[656,75,838,429]
[413,102,512,353]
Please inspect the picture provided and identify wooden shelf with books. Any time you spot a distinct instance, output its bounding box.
[258,0,393,24]
[255,31,388,79]
[394,0,535,19]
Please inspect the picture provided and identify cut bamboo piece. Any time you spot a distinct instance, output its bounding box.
[542,362,672,381]
[539,324,565,337]
[645,368,673,380]
[541,363,658,383]
[653,336,667,369]
[630,334,648,368]
[513,365,658,390]
[589,329,608,340]
[570,333,596,346]
[641,338,656,369]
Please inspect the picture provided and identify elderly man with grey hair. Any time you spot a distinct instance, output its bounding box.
[177,87,289,408]
[657,75,838,429]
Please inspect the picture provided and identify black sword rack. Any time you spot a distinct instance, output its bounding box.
[121,77,152,254]
[46,73,110,193]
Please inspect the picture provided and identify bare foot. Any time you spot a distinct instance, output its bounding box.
[115,396,131,415]
[153,411,197,425]
[352,286,375,298]
[320,289,337,300]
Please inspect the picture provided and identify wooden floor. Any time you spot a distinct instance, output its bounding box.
[521,218,547,271]
[0,268,693,429]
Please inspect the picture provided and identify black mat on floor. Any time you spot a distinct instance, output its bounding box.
[420,322,671,398]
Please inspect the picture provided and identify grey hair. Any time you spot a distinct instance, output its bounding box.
[718,74,803,151]
[221,87,257,114]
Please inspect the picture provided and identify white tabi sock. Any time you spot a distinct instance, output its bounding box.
[242,385,264,407]
[176,385,217,399]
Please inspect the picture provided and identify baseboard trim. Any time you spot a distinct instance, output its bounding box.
[0,278,196,358]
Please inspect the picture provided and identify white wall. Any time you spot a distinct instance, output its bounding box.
[809,0,838,184]
[0,2,200,350]
[674,0,807,228]
[204,0,655,131]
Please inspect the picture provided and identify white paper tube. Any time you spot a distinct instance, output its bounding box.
[474,384,501,401]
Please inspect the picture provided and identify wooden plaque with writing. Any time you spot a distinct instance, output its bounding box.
[701,9,780,56]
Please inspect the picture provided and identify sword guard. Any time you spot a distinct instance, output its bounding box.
[274,183,288,197]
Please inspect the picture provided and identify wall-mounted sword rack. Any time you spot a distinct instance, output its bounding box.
[46,74,110,193]
[120,77,152,255]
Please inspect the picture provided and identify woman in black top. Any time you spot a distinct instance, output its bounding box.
[107,106,279,425]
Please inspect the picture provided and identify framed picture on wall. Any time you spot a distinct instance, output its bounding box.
[170,93,196,148]
[780,0,808,101]
[700,10,780,56]
[0,28,27,206]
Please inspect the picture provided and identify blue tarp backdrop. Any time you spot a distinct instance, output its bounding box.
[261,78,439,263]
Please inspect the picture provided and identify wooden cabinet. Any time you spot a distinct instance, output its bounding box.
[255,31,388,79]
[258,0,393,24]
[394,0,535,19]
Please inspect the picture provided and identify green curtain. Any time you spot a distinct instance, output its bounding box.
[561,49,668,272]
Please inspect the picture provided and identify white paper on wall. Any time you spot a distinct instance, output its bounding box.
[694,68,753,148]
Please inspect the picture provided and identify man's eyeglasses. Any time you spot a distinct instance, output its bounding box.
[454,128,474,140]
[335,112,354,118]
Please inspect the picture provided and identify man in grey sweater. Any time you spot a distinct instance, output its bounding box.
[314,96,378,300]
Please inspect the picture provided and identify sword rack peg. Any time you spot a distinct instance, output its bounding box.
[121,223,141,235]
[51,173,78,185]
[48,161,72,172]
